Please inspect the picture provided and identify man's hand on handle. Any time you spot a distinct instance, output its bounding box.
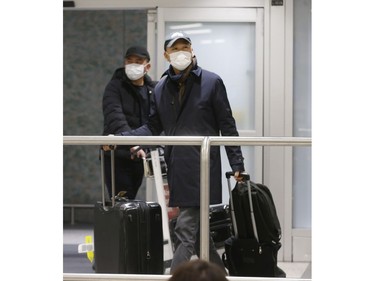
[130,146,146,160]
[234,171,244,182]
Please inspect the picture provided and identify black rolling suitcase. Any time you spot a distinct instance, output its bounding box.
[94,150,164,274]
[209,204,232,248]
[222,172,285,277]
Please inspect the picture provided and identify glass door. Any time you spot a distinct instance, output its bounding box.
[154,8,264,203]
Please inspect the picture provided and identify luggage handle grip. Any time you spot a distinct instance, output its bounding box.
[100,149,116,209]
[225,171,250,181]
[226,171,259,242]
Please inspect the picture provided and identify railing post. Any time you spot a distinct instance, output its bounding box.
[200,136,211,261]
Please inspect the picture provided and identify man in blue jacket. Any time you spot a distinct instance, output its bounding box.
[121,32,245,273]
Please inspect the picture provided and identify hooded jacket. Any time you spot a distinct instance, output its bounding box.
[121,63,245,206]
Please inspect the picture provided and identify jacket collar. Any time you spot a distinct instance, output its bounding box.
[161,60,201,79]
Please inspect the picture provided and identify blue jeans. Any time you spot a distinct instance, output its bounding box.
[170,207,226,273]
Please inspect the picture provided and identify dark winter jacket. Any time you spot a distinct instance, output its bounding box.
[102,67,156,158]
[121,63,245,207]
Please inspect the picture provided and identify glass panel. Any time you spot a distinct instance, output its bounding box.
[165,22,256,203]
[293,0,312,228]
[165,22,255,130]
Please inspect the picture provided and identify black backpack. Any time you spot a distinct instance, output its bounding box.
[222,178,285,277]
[231,181,281,244]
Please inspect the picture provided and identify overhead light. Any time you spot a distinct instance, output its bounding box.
[184,29,212,35]
[169,23,203,30]
[200,39,226,45]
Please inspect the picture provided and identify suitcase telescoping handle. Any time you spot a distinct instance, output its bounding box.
[100,149,116,209]
[225,171,259,243]
[225,171,250,181]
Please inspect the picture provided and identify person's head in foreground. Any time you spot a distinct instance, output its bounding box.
[168,259,228,281]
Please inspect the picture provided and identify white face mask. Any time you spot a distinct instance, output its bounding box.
[168,51,192,71]
[125,63,146,80]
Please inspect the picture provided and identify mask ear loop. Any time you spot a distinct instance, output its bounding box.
[144,62,151,74]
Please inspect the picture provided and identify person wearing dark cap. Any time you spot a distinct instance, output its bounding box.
[101,45,156,199]
[119,32,245,272]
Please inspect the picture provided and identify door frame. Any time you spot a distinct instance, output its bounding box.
[151,7,265,183]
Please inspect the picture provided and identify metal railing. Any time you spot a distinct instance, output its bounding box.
[63,273,307,281]
[63,204,94,225]
[63,135,311,281]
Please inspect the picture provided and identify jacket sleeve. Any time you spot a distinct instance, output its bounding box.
[212,78,245,172]
[119,93,163,137]
[102,80,132,135]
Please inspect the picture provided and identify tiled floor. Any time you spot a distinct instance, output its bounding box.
[63,223,311,278]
